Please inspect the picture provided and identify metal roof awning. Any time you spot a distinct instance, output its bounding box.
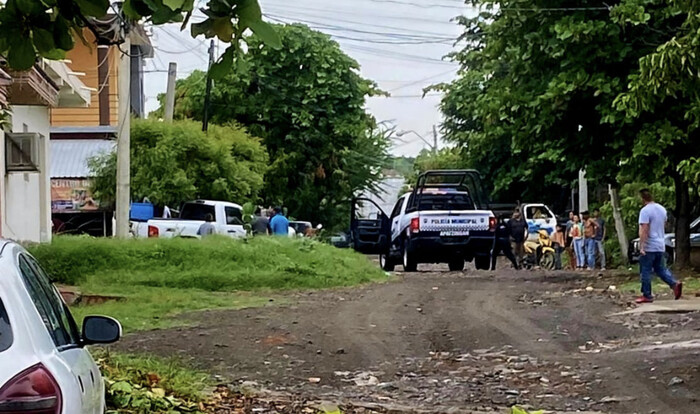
[51,125,118,138]
[40,59,92,108]
[50,139,115,178]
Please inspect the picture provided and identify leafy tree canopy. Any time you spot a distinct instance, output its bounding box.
[90,119,268,207]
[154,23,390,228]
[0,0,279,75]
[437,0,699,266]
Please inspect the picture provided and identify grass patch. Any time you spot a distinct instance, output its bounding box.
[95,349,208,412]
[72,285,271,332]
[30,236,386,290]
[620,277,700,294]
[30,236,385,333]
[618,266,700,295]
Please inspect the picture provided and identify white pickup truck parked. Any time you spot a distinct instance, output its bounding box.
[351,170,496,272]
[131,200,247,239]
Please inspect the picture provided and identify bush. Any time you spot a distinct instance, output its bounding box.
[89,119,268,207]
[29,236,386,291]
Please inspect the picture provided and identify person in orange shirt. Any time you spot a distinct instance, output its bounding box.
[582,211,600,271]
[570,215,585,270]
[551,224,566,270]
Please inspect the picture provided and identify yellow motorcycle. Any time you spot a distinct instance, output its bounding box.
[523,230,556,270]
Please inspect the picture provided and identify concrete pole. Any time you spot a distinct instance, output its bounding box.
[432,124,438,154]
[163,62,177,122]
[115,36,132,238]
[578,168,588,214]
[202,40,215,132]
[609,184,629,264]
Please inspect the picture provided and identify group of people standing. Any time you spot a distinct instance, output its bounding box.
[251,206,290,236]
[564,209,606,271]
[490,208,607,271]
[197,206,290,237]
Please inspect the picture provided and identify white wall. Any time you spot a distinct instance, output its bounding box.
[4,173,42,242]
[3,105,51,243]
[0,130,4,239]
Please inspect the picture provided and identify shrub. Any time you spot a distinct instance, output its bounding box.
[29,236,386,291]
[89,119,268,207]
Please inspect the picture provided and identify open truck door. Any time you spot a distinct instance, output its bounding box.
[351,197,391,255]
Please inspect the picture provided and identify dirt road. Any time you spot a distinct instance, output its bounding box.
[120,266,700,413]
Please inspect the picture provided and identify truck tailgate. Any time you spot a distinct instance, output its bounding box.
[149,219,203,238]
[418,210,492,235]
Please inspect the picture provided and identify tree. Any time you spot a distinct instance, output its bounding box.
[155,24,390,228]
[89,119,268,207]
[437,1,699,268]
[403,148,465,192]
[388,156,416,178]
[0,0,279,75]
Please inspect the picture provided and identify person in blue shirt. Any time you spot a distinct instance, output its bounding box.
[636,189,682,303]
[269,206,290,236]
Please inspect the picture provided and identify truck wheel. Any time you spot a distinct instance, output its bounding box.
[379,254,395,272]
[474,255,490,270]
[448,258,465,272]
[403,244,418,272]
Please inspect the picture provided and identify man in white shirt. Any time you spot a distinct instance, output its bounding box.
[636,189,683,303]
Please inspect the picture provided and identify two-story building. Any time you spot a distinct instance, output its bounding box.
[0,60,91,243]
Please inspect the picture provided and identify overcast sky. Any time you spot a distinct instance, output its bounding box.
[143,0,476,156]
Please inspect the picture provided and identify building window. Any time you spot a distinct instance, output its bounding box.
[5,132,39,171]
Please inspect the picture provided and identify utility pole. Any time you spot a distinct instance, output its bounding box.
[163,62,177,122]
[115,30,131,238]
[578,168,588,214]
[202,40,215,132]
[432,124,438,154]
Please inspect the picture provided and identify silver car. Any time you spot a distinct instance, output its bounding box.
[629,216,700,264]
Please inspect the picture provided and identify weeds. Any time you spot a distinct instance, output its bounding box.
[96,350,208,413]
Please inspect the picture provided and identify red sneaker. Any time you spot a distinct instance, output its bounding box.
[635,296,654,304]
[673,282,683,300]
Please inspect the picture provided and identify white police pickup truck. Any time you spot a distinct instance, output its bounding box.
[351,170,496,272]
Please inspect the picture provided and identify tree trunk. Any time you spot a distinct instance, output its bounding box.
[609,185,628,265]
[673,174,691,269]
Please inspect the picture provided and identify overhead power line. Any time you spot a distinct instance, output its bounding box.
[385,93,443,98]
[388,68,456,92]
[367,0,467,10]
[263,1,464,24]
[264,14,458,43]
[342,44,455,65]
[496,6,610,12]
[263,6,461,37]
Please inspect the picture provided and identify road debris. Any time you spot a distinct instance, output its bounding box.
[668,377,685,386]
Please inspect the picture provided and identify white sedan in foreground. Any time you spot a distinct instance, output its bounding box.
[0,239,121,414]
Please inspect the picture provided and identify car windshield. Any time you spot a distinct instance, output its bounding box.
[527,206,553,219]
[691,217,700,233]
[0,299,13,353]
[180,203,215,221]
[413,191,475,211]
